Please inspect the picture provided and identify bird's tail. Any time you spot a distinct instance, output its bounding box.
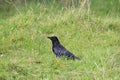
[74,56,80,60]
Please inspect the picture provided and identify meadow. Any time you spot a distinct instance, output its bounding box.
[0,0,120,80]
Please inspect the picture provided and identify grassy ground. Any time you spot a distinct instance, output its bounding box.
[0,0,120,80]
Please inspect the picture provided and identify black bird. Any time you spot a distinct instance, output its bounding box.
[48,36,80,60]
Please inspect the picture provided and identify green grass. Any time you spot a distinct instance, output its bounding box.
[91,0,120,17]
[0,0,120,80]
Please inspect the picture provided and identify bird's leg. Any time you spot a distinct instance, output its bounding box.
[56,55,60,58]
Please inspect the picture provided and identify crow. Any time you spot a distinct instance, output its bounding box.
[48,36,80,60]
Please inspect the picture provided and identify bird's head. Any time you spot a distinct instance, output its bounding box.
[48,36,60,45]
[47,36,58,41]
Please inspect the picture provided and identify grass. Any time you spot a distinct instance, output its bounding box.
[0,0,120,80]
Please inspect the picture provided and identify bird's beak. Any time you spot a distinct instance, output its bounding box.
[47,37,51,39]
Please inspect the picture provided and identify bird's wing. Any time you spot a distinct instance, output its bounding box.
[53,44,67,56]
[53,44,80,60]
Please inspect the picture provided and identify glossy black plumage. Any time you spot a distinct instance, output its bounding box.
[48,36,80,60]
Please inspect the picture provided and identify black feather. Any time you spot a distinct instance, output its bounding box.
[48,36,80,60]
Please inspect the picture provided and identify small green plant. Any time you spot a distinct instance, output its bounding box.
[0,0,120,80]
